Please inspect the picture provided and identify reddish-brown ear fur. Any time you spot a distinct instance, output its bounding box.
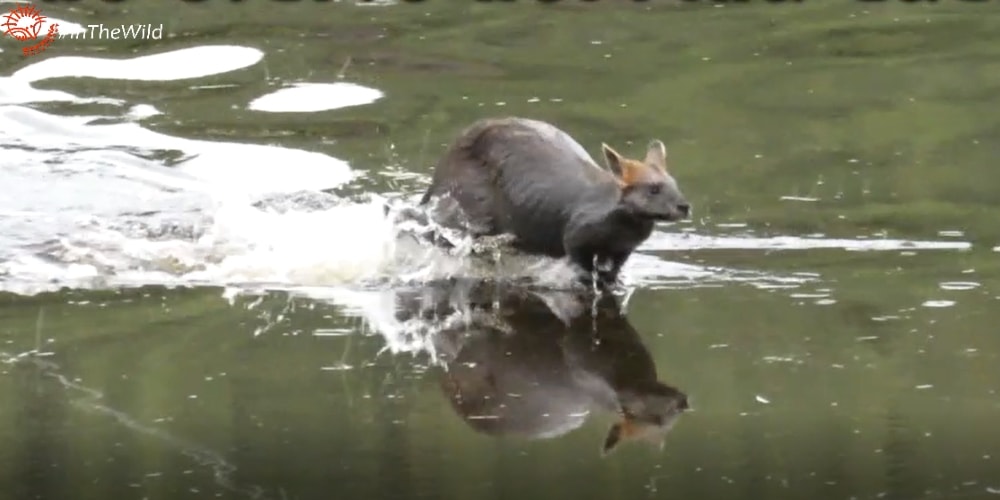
[617,159,649,187]
[602,143,654,188]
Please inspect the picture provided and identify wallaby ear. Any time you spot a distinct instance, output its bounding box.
[601,143,624,178]
[644,140,667,170]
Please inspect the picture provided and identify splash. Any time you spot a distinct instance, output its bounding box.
[0,39,972,300]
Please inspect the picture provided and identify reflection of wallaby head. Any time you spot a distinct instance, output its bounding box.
[424,280,688,455]
[599,379,688,455]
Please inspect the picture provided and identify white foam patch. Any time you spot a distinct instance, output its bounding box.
[0,103,364,295]
[939,282,980,291]
[922,300,956,308]
[184,199,399,285]
[0,199,392,295]
[0,76,117,105]
[11,45,264,82]
[125,104,162,120]
[0,106,352,197]
[1,44,265,106]
[248,82,383,113]
[642,231,971,252]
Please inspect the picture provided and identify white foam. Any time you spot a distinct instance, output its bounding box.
[922,300,956,308]
[355,0,399,6]
[0,103,366,295]
[1,45,264,106]
[0,76,112,105]
[0,106,353,197]
[183,198,399,285]
[642,232,971,252]
[0,201,389,295]
[939,282,980,291]
[11,45,264,82]
[248,82,383,113]
[125,104,162,120]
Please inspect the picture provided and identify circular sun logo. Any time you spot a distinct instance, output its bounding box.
[2,5,58,56]
[2,5,46,41]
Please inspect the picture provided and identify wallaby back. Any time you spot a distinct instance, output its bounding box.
[422,117,620,255]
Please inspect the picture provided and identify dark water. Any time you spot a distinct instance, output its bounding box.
[2,1,1000,499]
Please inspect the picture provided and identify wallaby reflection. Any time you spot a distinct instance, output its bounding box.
[407,280,688,454]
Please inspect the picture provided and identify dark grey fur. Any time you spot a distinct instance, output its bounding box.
[419,117,690,287]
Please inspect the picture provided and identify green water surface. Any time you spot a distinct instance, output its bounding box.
[3,1,1000,499]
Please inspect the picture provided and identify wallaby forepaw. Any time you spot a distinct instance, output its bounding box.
[597,274,623,291]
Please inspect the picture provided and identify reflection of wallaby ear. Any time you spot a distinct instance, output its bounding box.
[601,417,637,456]
[601,143,624,178]
[644,140,667,170]
[602,422,623,456]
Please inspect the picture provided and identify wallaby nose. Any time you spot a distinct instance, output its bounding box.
[676,203,690,217]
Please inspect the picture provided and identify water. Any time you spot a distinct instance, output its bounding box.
[2,1,1000,499]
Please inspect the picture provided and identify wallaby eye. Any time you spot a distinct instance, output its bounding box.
[649,184,662,195]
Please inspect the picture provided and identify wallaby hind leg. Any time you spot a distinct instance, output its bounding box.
[423,157,502,237]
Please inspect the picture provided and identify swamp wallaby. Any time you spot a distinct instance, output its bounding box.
[419,117,691,287]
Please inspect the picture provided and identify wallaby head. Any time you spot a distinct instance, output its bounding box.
[601,140,691,222]
[602,381,689,455]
